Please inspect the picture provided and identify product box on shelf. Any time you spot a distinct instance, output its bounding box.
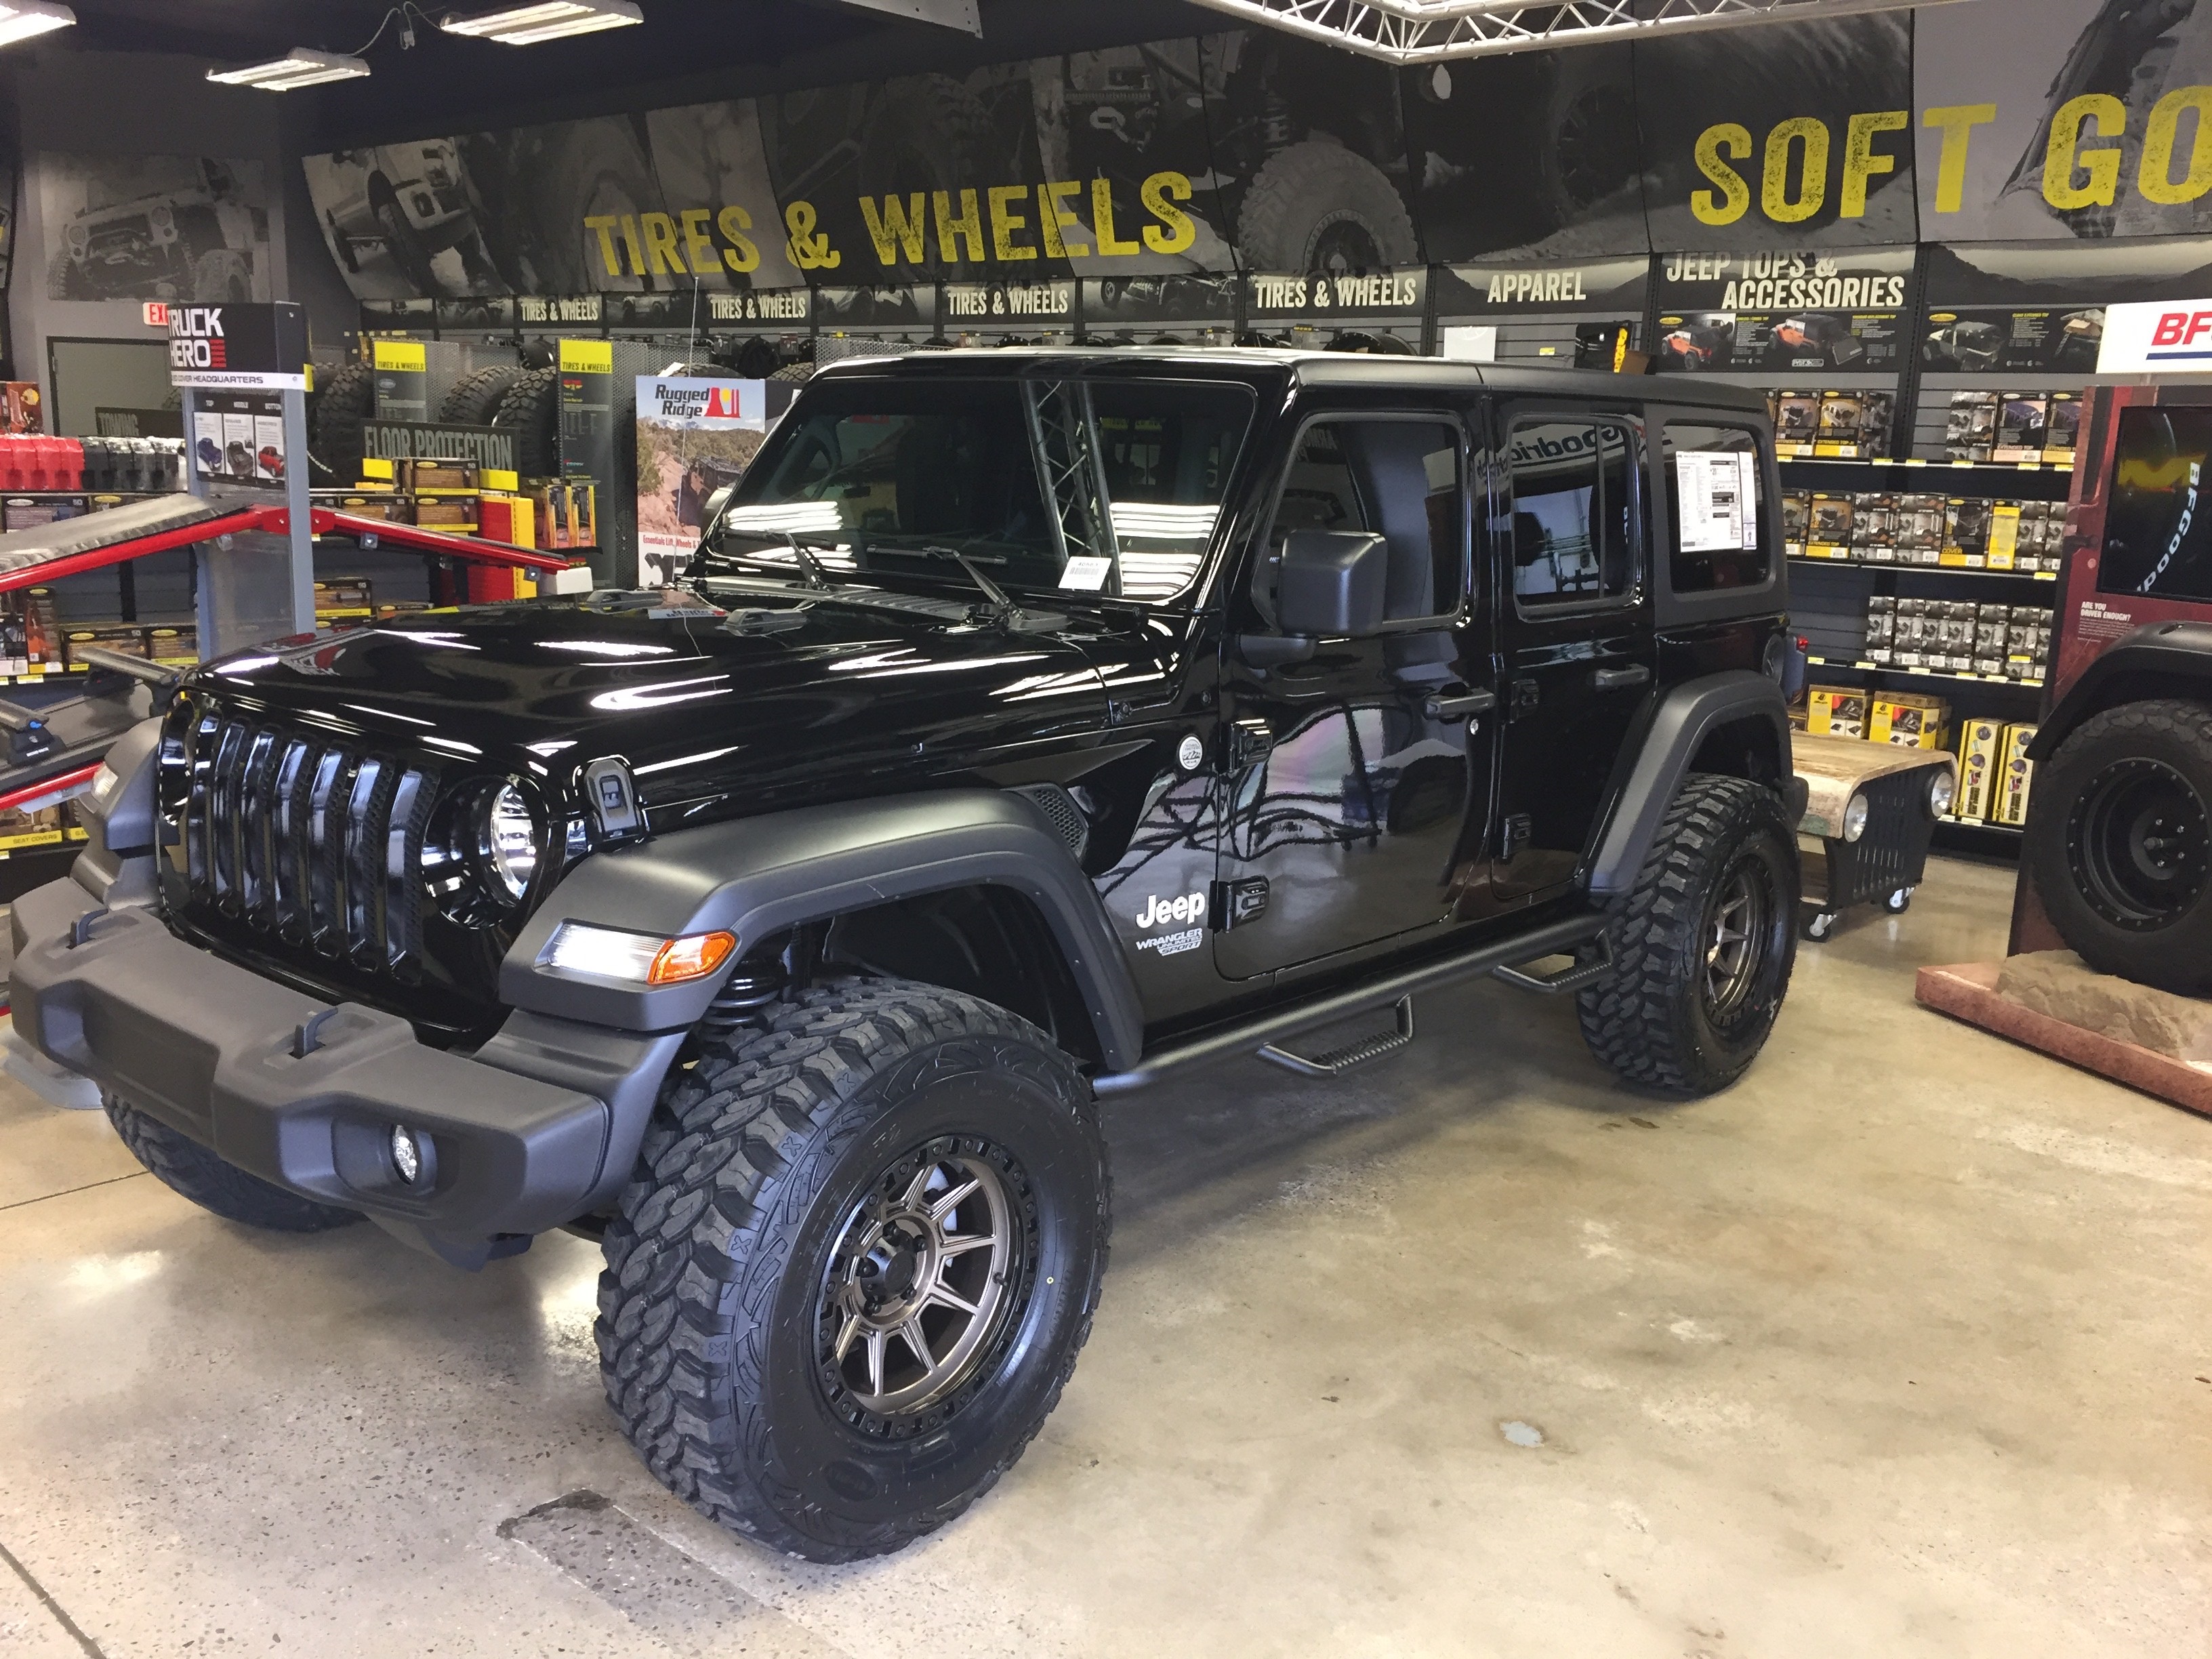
[1955,718,2005,820]
[1864,594,1896,661]
[1782,489,1810,558]
[1971,603,2011,674]
[1814,392,1866,457]
[313,579,374,619]
[0,383,44,434]
[2043,392,2081,467]
[1858,391,1894,457]
[478,495,535,548]
[1993,393,2049,464]
[413,497,476,533]
[64,623,150,665]
[1871,690,1949,749]
[1896,495,1946,565]
[1850,493,1895,560]
[145,625,197,667]
[2,495,86,533]
[1994,724,2037,825]
[1809,492,1853,554]
[1946,391,1998,462]
[0,802,64,851]
[1943,497,1992,566]
[1807,684,1868,739]
[400,457,478,493]
[1775,391,1821,455]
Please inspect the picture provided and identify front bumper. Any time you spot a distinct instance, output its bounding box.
[9,874,678,1266]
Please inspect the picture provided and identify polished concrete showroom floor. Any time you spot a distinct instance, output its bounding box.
[1,856,2207,1658]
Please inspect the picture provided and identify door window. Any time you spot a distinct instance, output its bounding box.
[1663,420,1770,592]
[1506,417,1641,607]
[1257,417,1466,626]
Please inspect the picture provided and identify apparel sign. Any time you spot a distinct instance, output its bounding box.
[1432,257,1649,316]
[1651,245,1912,372]
[167,300,308,390]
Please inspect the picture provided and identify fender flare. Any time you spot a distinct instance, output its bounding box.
[2027,621,2212,762]
[1586,670,1795,899]
[499,789,1145,1071]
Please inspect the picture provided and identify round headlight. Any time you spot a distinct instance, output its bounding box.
[480,783,540,901]
[1927,769,1956,819]
[1841,793,1870,843]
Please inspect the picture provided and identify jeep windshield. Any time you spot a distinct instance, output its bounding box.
[699,376,1252,603]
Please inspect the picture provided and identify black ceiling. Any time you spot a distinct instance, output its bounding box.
[52,0,1227,145]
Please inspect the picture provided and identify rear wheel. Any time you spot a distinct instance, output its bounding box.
[375,196,441,295]
[2026,699,2212,994]
[1578,775,1799,1096]
[106,1097,362,1233]
[596,976,1108,1561]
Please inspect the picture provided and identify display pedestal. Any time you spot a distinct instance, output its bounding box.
[1915,958,2212,1120]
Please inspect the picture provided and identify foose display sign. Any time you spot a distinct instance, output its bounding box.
[167,302,309,391]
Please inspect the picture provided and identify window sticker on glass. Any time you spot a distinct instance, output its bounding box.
[1675,450,1759,554]
[1059,555,1113,591]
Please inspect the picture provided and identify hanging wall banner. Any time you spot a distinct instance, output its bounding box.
[943,277,1076,333]
[815,283,937,335]
[1651,245,1913,372]
[634,375,767,586]
[1080,272,1238,337]
[704,286,811,326]
[1914,1,2212,243]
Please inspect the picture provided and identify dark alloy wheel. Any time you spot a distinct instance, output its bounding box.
[2026,698,2212,995]
[1578,774,1799,1096]
[597,976,1108,1561]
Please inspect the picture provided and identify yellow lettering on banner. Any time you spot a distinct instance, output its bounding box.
[1922,103,1995,213]
[1141,171,1195,255]
[989,184,1036,261]
[716,205,758,273]
[1691,123,1752,226]
[616,215,647,278]
[558,339,612,375]
[679,207,717,274]
[583,214,623,277]
[1841,110,1908,217]
[1762,117,1829,223]
[2139,85,2212,205]
[639,212,683,276]
[1092,177,1141,256]
[2045,93,2126,209]
[1039,180,1088,257]
[860,193,928,264]
[933,188,984,262]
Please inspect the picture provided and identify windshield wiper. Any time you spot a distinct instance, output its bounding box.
[866,539,1065,633]
[713,528,836,590]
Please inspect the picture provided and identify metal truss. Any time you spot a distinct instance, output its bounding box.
[1023,380,1120,580]
[1180,0,1965,63]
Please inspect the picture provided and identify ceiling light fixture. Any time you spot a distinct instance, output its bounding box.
[0,1,75,47]
[205,47,371,90]
[438,1,642,45]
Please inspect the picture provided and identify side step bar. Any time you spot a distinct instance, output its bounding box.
[1092,912,1607,1095]
[1257,994,1414,1078]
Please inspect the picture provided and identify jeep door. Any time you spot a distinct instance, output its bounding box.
[1489,402,1656,899]
[1214,404,1496,979]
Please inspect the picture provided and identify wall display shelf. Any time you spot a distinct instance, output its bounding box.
[1803,654,2044,691]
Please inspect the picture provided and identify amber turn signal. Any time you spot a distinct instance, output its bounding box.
[646,930,737,985]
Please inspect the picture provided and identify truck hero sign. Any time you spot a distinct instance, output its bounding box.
[168,301,310,392]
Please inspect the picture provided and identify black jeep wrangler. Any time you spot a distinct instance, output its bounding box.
[11,350,1800,1560]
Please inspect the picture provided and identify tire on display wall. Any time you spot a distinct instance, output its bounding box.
[2024,699,2212,996]
[1235,140,1418,276]
[307,359,374,487]
[491,367,561,478]
[438,364,526,426]
[771,361,816,384]
[375,194,443,295]
[191,248,253,302]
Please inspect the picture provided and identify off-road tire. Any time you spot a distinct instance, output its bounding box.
[1236,140,1418,275]
[438,364,525,426]
[375,197,442,295]
[2025,698,2212,995]
[770,361,816,384]
[307,360,374,486]
[491,367,561,477]
[596,976,1109,1562]
[190,248,254,302]
[1576,774,1799,1097]
[105,1095,363,1233]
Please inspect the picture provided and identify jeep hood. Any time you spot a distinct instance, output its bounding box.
[186,588,1137,819]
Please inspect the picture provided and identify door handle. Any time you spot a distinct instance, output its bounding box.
[1422,688,1498,720]
[1591,665,1651,692]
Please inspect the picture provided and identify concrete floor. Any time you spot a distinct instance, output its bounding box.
[1,856,2208,1657]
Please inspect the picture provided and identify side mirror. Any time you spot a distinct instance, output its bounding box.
[1277,529,1389,639]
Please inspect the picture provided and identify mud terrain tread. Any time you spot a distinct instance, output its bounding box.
[595,976,1107,1561]
[1575,774,1794,1097]
[307,360,373,485]
[105,1095,363,1232]
[1235,140,1418,273]
[490,367,560,477]
[438,364,525,426]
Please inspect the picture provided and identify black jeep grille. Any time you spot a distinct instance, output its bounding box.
[175,709,434,978]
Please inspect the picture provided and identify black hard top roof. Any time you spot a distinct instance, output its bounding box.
[813,346,1771,414]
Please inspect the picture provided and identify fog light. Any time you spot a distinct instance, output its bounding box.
[1842,793,1870,842]
[1927,769,1956,818]
[390,1124,423,1185]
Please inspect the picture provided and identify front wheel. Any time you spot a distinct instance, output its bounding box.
[596,977,1109,1562]
[1577,775,1799,1096]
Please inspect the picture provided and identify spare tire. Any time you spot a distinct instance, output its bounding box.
[2024,697,2212,995]
[734,335,780,379]
[307,360,374,487]
[491,367,560,478]
[1236,140,1418,276]
[439,364,525,426]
